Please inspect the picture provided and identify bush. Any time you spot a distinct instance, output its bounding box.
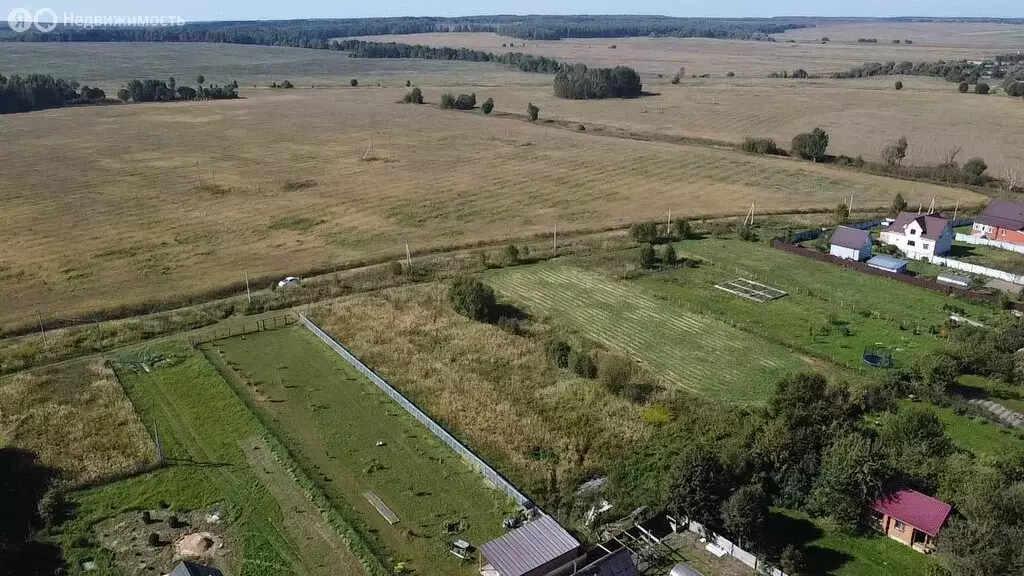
[671,219,692,239]
[791,69,809,79]
[661,244,677,267]
[726,71,735,77]
[975,83,990,95]
[406,80,411,87]
[527,102,539,121]
[453,93,477,110]
[440,92,456,109]
[741,136,781,155]
[791,127,829,162]
[482,97,494,114]
[895,81,903,90]
[569,348,597,379]
[959,82,970,93]
[963,157,988,184]
[598,354,634,394]
[630,221,659,244]
[1008,82,1024,97]
[638,244,657,269]
[881,136,909,167]
[147,532,161,547]
[738,226,758,242]
[167,514,181,528]
[402,87,423,104]
[505,243,520,264]
[350,78,358,87]
[546,337,571,368]
[447,277,496,322]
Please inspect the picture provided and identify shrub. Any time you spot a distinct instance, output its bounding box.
[959,82,970,93]
[569,349,597,379]
[726,71,735,77]
[504,243,520,264]
[738,226,758,242]
[447,277,496,322]
[546,337,571,368]
[406,80,411,87]
[387,260,403,276]
[167,514,181,528]
[527,102,539,121]
[403,87,423,104]
[482,97,494,114]
[598,354,634,395]
[895,81,903,90]
[963,157,988,184]
[638,244,657,269]
[495,316,524,336]
[791,69,809,79]
[741,136,781,155]
[629,221,659,244]
[661,244,678,267]
[453,92,477,110]
[791,127,829,162]
[881,136,909,166]
[641,405,673,425]
[440,92,456,109]
[1008,82,1024,97]
[671,219,692,239]
[975,83,990,95]
[141,510,152,524]
[147,532,161,547]
[350,78,358,87]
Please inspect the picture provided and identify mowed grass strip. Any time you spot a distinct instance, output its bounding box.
[486,264,808,405]
[204,326,512,576]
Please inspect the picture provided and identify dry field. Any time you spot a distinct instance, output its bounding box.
[0,87,979,328]
[347,30,1003,77]
[774,21,1024,48]
[0,359,158,487]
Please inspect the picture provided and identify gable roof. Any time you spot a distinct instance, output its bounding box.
[830,226,872,250]
[480,515,580,576]
[575,549,639,576]
[872,489,952,537]
[977,200,1024,231]
[889,212,950,241]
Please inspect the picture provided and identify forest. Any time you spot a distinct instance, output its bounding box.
[331,40,565,73]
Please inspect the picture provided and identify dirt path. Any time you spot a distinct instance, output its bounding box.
[242,436,367,576]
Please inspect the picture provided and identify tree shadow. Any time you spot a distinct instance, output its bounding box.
[766,512,854,575]
[947,244,979,259]
[0,447,64,573]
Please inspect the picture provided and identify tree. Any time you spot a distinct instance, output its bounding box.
[791,69,809,79]
[890,193,908,217]
[527,102,539,121]
[195,74,204,85]
[666,444,730,532]
[878,407,953,489]
[406,80,411,87]
[722,484,769,550]
[117,88,130,102]
[630,221,659,244]
[963,157,988,184]
[447,277,496,322]
[959,82,970,93]
[453,93,477,110]
[504,243,520,263]
[895,80,903,90]
[779,544,807,576]
[807,433,888,531]
[440,92,456,109]
[350,78,358,87]
[167,77,176,90]
[546,337,571,368]
[726,71,735,77]
[482,97,494,114]
[403,87,423,104]
[638,244,657,269]
[975,82,990,95]
[661,244,677,267]
[597,354,633,395]
[569,349,597,379]
[672,219,692,239]
[834,203,850,225]
[881,136,909,167]
[791,127,829,162]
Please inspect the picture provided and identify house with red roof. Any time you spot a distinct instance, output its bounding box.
[869,488,952,553]
[879,212,953,258]
[972,200,1024,246]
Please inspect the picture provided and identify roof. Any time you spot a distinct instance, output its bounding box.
[889,212,951,241]
[169,562,224,576]
[867,255,908,271]
[937,273,972,286]
[830,226,872,250]
[872,489,952,537]
[575,549,638,576]
[480,515,581,576]
[669,563,705,576]
[977,200,1024,231]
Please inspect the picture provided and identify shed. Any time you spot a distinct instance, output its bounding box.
[572,548,638,576]
[669,563,704,576]
[937,274,972,289]
[870,489,952,553]
[481,515,583,576]
[867,255,909,274]
[169,562,224,576]
[829,226,873,261]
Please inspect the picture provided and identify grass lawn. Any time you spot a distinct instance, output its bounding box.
[204,326,514,576]
[53,342,367,576]
[957,374,1024,414]
[632,238,999,375]
[486,263,811,405]
[927,403,1024,458]
[770,509,935,576]
[949,242,1024,276]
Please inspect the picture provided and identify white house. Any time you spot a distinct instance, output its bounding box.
[829,226,873,261]
[879,212,953,258]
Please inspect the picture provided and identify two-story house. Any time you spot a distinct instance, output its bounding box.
[879,212,953,258]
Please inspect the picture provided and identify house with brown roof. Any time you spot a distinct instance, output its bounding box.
[829,226,873,261]
[869,489,952,554]
[973,200,1024,246]
[480,514,584,576]
[879,212,953,258]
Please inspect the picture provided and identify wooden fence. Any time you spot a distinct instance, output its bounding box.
[188,314,296,346]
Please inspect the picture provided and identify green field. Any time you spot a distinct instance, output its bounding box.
[948,242,1024,276]
[203,326,514,576]
[487,263,812,405]
[634,238,998,374]
[54,342,368,576]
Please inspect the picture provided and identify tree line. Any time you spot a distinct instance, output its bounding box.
[116,76,239,103]
[832,56,1024,97]
[330,39,564,73]
[0,73,108,114]
[553,64,643,99]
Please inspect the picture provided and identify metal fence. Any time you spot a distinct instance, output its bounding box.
[297,313,535,510]
[686,519,787,576]
[956,232,1024,255]
[907,252,1024,284]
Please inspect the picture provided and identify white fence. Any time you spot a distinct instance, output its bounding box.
[906,252,1024,284]
[297,313,535,510]
[956,233,1024,255]
[684,519,788,576]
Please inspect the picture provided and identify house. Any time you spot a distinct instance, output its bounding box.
[169,561,224,576]
[879,212,953,257]
[829,226,873,261]
[870,489,952,553]
[571,548,638,576]
[866,255,909,274]
[973,200,1024,245]
[480,514,583,576]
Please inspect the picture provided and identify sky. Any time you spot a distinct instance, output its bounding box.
[4,0,1022,24]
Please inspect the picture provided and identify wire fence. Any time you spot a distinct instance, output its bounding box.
[297,312,535,510]
[189,314,296,346]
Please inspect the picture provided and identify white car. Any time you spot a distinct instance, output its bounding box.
[277,276,301,288]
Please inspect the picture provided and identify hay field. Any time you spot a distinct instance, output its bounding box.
[0,88,979,329]
[0,359,157,487]
[774,21,1024,48]
[347,31,997,77]
[469,76,1024,174]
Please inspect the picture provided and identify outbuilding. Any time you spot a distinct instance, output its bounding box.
[937,273,972,289]
[866,255,909,274]
[829,226,873,261]
[480,514,583,576]
[870,489,952,553]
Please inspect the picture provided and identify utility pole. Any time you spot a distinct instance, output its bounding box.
[196,160,202,187]
[553,224,558,255]
[245,272,251,303]
[953,200,960,222]
[405,242,412,269]
[667,209,672,233]
[36,311,47,346]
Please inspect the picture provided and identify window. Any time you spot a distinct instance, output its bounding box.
[907,240,916,247]
[923,242,931,250]
[895,520,905,531]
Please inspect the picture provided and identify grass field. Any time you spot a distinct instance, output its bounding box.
[629,238,1000,374]
[203,326,514,576]
[773,21,1024,48]
[54,342,368,576]
[486,263,815,405]
[0,359,157,487]
[949,241,1024,275]
[0,86,979,331]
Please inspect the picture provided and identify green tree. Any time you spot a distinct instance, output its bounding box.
[403,87,424,104]
[834,203,850,225]
[807,433,888,531]
[638,244,657,269]
[895,80,903,90]
[671,219,692,239]
[527,102,539,121]
[117,88,130,102]
[890,193,908,217]
[779,544,807,576]
[630,221,659,244]
[791,127,830,162]
[350,78,358,87]
[878,407,953,490]
[918,352,961,399]
[167,77,176,90]
[722,484,769,550]
[504,243,520,264]
[666,444,730,532]
[482,97,494,114]
[882,136,909,166]
[963,157,988,184]
[447,277,496,322]
[959,82,970,93]
[440,92,456,109]
[195,74,205,85]
[975,83,990,95]
[661,244,678,267]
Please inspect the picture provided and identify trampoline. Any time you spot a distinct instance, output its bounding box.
[863,346,893,368]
